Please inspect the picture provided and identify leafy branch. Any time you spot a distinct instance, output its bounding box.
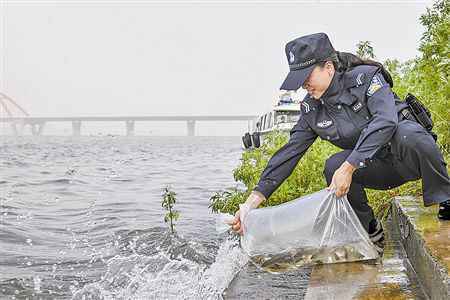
[162,186,179,234]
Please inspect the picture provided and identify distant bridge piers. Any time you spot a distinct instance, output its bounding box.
[10,123,19,135]
[8,121,26,136]
[31,122,46,136]
[126,120,135,136]
[1,115,258,136]
[187,120,195,137]
[72,121,82,137]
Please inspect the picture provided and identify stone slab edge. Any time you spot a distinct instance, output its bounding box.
[391,198,450,300]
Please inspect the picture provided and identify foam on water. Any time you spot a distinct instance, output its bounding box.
[72,237,248,299]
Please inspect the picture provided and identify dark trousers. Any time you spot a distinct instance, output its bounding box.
[323,120,450,232]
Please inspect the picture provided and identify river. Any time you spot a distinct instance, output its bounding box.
[0,136,250,299]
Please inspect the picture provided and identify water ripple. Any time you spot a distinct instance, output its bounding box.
[0,136,243,299]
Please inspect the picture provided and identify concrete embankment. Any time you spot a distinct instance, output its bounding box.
[391,196,450,300]
[224,215,426,299]
[224,196,450,299]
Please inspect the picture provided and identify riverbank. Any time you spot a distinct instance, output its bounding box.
[224,212,427,299]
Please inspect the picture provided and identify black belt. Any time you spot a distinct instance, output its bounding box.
[398,107,417,122]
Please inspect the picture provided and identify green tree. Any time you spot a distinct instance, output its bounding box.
[356,41,375,59]
[162,186,179,234]
[385,0,449,152]
[416,0,449,151]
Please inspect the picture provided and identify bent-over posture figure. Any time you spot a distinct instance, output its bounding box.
[229,33,450,252]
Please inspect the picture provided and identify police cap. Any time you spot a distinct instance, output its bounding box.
[280,32,336,91]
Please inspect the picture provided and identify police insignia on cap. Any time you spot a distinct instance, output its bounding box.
[289,51,295,63]
[367,75,383,96]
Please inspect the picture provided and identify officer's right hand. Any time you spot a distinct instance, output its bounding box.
[229,210,243,235]
[226,191,266,235]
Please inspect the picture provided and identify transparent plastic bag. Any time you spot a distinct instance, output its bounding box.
[241,189,379,272]
[215,213,235,234]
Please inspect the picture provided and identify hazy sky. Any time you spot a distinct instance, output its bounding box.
[0,0,434,135]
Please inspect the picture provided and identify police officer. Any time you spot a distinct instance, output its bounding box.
[229,33,450,251]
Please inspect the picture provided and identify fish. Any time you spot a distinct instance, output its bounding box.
[251,244,367,273]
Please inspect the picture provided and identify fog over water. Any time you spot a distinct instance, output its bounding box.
[1,1,432,136]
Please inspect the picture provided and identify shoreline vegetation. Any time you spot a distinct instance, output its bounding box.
[162,186,180,234]
[210,0,449,219]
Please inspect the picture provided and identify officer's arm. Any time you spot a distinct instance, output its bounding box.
[346,72,398,168]
[253,116,317,199]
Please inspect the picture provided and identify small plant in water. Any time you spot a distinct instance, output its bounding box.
[162,186,179,234]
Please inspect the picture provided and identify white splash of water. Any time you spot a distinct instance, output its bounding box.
[33,276,41,293]
[195,238,248,296]
[72,237,248,300]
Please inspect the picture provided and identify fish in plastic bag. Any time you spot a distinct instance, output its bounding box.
[241,189,379,272]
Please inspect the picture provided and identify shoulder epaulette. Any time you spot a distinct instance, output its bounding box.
[300,94,314,114]
[343,65,380,89]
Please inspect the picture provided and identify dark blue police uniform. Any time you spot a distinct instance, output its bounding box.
[253,33,450,232]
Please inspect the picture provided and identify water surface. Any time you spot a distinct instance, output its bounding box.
[0,136,247,299]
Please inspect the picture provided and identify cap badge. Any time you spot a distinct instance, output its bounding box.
[289,51,295,63]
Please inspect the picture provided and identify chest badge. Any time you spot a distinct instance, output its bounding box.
[352,102,363,112]
[317,119,333,128]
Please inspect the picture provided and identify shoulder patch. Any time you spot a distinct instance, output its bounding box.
[366,75,383,96]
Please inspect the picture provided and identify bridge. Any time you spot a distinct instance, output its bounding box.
[0,115,258,136]
[0,93,257,136]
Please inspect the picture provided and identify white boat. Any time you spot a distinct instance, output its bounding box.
[242,91,303,149]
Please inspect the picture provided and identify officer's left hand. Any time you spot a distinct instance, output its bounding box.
[328,161,356,197]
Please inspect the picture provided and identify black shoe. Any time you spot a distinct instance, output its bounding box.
[368,219,385,254]
[438,200,450,220]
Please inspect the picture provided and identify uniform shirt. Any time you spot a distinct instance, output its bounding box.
[254,65,399,199]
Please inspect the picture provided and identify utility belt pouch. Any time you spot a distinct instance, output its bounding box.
[405,93,434,131]
[399,93,437,141]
